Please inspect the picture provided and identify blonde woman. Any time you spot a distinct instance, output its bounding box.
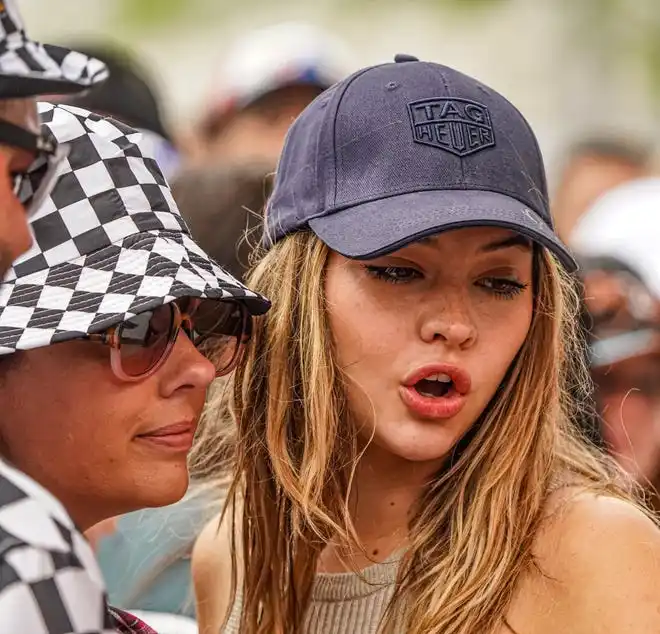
[193,55,660,634]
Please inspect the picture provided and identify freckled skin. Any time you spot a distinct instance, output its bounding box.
[325,226,534,467]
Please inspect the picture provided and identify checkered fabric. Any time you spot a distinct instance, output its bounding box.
[0,0,108,97]
[0,460,115,633]
[0,102,269,354]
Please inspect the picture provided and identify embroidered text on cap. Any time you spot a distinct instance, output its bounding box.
[407,97,495,157]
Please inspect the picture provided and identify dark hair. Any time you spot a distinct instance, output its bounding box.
[575,280,605,449]
[198,83,326,143]
[171,164,273,280]
[57,42,171,142]
[566,136,652,170]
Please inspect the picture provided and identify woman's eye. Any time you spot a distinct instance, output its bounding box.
[477,277,529,299]
[364,265,422,284]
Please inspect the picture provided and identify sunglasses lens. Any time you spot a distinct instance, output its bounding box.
[187,300,246,375]
[117,303,175,377]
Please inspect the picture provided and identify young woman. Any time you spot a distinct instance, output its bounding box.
[193,56,660,634]
[0,102,269,633]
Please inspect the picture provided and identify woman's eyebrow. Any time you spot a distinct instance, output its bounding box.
[477,235,532,253]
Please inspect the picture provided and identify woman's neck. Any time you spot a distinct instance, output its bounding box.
[318,443,444,573]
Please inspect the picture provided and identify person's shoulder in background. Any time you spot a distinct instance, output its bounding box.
[95,486,221,618]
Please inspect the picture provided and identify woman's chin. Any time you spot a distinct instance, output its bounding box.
[131,465,190,509]
[387,445,451,463]
[371,429,459,464]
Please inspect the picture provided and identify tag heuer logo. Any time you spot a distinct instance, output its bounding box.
[408,98,495,157]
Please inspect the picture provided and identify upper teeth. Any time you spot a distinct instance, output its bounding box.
[425,373,452,382]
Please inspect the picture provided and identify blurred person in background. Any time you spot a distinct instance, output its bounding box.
[92,162,272,625]
[553,135,653,243]
[573,177,660,508]
[188,22,352,166]
[53,42,180,179]
[0,102,269,634]
[0,2,115,631]
[172,163,272,279]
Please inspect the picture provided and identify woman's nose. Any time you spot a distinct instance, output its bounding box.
[419,296,478,349]
[158,331,216,397]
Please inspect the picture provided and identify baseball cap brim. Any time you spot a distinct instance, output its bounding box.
[308,189,577,271]
[0,42,108,99]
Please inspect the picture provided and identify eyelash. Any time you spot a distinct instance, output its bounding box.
[476,277,529,299]
[363,265,529,299]
[364,265,421,284]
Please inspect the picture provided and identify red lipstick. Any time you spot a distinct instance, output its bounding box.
[400,364,472,420]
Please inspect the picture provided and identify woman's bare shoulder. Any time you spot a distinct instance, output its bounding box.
[193,512,232,574]
[192,509,240,634]
[507,490,660,634]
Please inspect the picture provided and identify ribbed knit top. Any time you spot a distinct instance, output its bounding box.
[223,553,401,633]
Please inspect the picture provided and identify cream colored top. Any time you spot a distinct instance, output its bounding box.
[223,554,401,633]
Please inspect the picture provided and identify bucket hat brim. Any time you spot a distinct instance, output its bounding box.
[0,39,108,98]
[0,229,270,354]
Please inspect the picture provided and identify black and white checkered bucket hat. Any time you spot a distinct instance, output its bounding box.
[0,102,270,354]
[0,0,108,98]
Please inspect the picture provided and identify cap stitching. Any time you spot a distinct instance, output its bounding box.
[331,64,393,206]
[430,64,466,182]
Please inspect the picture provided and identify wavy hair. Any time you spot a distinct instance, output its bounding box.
[213,230,636,634]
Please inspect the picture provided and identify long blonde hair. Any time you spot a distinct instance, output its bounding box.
[217,230,636,634]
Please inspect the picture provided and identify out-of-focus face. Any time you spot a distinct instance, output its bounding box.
[325,227,534,470]
[0,327,216,530]
[594,354,660,484]
[582,266,660,485]
[195,84,323,165]
[0,97,40,275]
[555,155,645,243]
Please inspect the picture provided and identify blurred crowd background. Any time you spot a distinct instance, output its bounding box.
[21,0,660,632]
[21,0,660,176]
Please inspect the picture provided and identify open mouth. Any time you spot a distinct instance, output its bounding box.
[401,365,470,419]
[413,373,454,398]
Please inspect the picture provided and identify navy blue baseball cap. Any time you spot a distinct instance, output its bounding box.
[265,54,576,271]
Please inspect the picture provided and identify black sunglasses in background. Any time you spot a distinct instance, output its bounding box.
[0,118,69,216]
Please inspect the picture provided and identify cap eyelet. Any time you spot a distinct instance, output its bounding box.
[386,81,399,91]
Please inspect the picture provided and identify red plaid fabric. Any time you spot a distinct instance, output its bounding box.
[108,606,158,634]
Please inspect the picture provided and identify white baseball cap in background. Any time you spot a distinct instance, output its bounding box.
[202,22,355,119]
[571,177,660,299]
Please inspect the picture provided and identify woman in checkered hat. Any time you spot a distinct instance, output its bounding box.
[0,102,269,634]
